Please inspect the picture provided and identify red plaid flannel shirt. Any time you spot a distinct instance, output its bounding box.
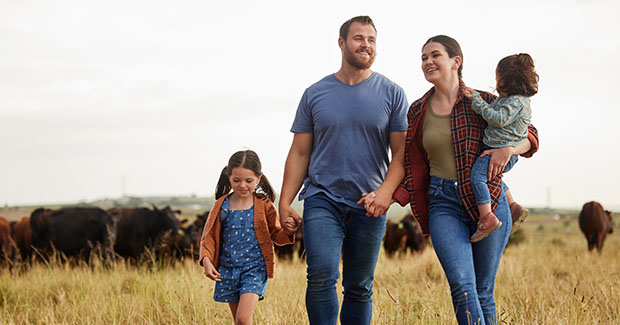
[393,83,539,234]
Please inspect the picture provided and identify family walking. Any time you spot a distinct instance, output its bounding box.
[200,15,539,325]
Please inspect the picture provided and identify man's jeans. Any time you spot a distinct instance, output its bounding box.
[302,192,385,325]
[428,176,511,325]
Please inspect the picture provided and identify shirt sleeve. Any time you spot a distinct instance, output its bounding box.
[291,89,314,133]
[389,85,409,132]
[471,93,527,128]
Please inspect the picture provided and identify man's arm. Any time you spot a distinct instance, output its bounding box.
[279,132,313,230]
[363,131,406,217]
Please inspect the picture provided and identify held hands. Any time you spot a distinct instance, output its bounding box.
[279,204,302,235]
[357,188,392,217]
[202,257,221,282]
[284,216,300,234]
[481,146,514,180]
[462,86,474,99]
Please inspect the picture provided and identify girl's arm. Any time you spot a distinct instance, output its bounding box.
[471,92,526,127]
[202,256,221,282]
[265,200,295,245]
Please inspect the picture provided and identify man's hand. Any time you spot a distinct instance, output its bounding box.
[279,204,302,234]
[357,188,392,217]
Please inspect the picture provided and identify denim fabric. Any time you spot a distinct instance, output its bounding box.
[428,176,511,325]
[302,192,385,325]
[470,149,518,205]
[213,263,268,302]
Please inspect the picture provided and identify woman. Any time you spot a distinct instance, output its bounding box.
[392,35,539,324]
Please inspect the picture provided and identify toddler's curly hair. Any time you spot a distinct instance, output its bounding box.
[496,53,539,97]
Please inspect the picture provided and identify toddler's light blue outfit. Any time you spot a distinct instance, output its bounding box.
[470,92,531,205]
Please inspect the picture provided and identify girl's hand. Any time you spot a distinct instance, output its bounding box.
[279,204,302,235]
[202,257,221,282]
[285,217,299,232]
[462,87,474,99]
[481,146,514,180]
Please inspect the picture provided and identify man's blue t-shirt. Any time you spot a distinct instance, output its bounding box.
[291,72,409,207]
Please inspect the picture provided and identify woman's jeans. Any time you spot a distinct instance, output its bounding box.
[471,152,518,205]
[428,176,511,325]
[302,192,385,325]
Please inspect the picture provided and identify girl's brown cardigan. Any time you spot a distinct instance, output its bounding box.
[199,193,294,278]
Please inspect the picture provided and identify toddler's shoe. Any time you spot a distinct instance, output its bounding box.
[510,202,528,235]
[470,212,502,242]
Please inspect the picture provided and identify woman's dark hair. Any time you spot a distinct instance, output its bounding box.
[215,150,275,201]
[423,35,464,79]
[496,53,539,97]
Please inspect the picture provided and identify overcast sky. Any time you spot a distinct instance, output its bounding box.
[1,0,619,209]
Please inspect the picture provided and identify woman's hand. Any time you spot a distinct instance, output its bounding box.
[481,146,514,180]
[202,257,221,282]
[357,188,392,217]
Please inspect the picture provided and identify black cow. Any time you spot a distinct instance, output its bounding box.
[29,207,115,262]
[383,214,426,258]
[579,201,614,253]
[113,206,181,260]
[158,218,200,260]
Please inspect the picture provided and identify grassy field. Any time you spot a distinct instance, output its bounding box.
[1,211,619,324]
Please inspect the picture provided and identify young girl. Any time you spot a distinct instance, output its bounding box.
[463,53,539,242]
[199,150,298,324]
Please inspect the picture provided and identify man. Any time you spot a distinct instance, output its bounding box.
[279,16,408,325]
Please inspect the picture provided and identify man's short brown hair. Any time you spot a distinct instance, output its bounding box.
[339,16,376,40]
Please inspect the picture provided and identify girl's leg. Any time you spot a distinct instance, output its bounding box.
[228,302,239,323]
[234,293,260,325]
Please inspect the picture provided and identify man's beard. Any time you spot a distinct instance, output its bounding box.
[344,45,375,70]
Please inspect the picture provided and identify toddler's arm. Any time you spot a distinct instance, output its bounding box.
[462,86,474,99]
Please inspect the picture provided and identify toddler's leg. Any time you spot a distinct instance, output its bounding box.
[470,155,502,242]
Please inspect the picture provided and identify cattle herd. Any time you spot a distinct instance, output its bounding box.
[0,205,209,267]
[0,201,615,268]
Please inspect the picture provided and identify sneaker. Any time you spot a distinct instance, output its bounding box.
[510,202,528,235]
[471,212,503,243]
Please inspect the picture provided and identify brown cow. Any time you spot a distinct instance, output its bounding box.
[579,201,614,253]
[11,216,32,262]
[383,214,426,258]
[0,216,17,267]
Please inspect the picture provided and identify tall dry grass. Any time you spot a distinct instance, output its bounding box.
[1,218,619,324]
